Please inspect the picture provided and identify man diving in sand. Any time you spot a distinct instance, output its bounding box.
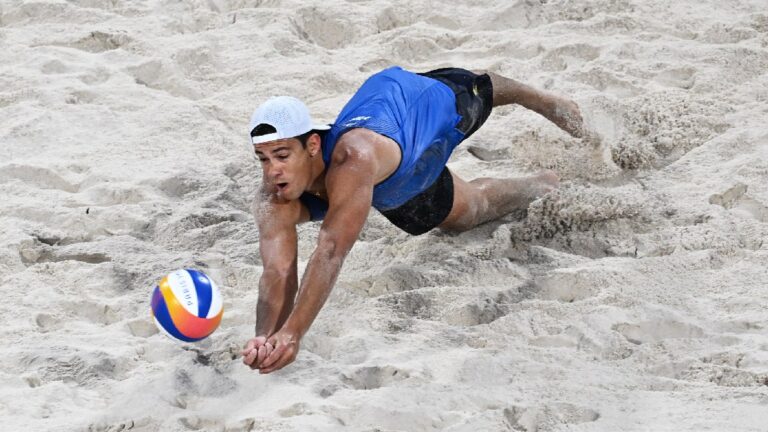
[241,66,584,373]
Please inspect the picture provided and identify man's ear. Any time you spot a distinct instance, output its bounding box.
[307,133,321,157]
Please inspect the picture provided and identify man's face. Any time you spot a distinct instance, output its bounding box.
[254,138,314,201]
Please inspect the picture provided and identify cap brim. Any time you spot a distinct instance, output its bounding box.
[251,125,331,145]
[251,133,280,145]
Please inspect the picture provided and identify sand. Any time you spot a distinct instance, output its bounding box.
[1,0,767,431]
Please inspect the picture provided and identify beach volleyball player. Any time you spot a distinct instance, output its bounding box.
[241,66,584,373]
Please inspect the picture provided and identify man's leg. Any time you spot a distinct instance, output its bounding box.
[435,70,580,232]
[439,169,559,232]
[476,70,585,138]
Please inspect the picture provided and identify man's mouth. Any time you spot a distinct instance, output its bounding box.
[276,182,288,192]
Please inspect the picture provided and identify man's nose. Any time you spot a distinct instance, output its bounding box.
[266,164,283,180]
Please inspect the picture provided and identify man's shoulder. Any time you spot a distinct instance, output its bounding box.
[337,127,382,143]
[330,128,401,185]
[333,128,382,159]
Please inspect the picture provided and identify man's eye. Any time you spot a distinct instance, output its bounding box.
[276,154,289,160]
[258,157,268,162]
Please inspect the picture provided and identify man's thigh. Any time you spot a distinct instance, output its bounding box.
[379,167,455,235]
[438,170,476,232]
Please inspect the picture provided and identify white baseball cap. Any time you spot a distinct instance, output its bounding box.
[248,96,330,145]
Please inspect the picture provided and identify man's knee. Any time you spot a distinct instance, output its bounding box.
[438,176,485,233]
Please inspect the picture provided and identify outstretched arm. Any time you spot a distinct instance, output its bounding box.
[258,140,377,374]
[255,206,300,337]
[242,193,306,369]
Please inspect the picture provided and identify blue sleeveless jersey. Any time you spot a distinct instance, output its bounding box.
[301,66,464,219]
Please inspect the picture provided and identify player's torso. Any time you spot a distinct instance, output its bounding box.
[323,66,463,210]
[305,128,401,200]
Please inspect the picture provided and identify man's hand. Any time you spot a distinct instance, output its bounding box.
[241,336,274,370]
[258,328,301,374]
[546,96,585,138]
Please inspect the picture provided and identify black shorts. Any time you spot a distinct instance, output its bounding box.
[380,68,494,235]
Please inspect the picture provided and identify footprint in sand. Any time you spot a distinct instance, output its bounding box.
[63,300,122,325]
[387,36,442,63]
[709,183,768,223]
[473,1,546,31]
[149,173,205,199]
[178,416,256,431]
[35,313,61,333]
[36,352,127,386]
[613,320,705,345]
[535,268,601,303]
[177,211,241,230]
[540,43,601,72]
[440,292,512,326]
[709,183,749,209]
[504,402,600,431]
[79,66,112,85]
[41,59,69,74]
[86,417,152,432]
[125,60,202,100]
[379,289,434,320]
[65,89,100,105]
[46,249,112,265]
[80,182,153,205]
[653,66,697,90]
[18,237,112,266]
[375,7,415,33]
[340,365,410,390]
[572,68,642,98]
[67,31,132,53]
[278,402,312,417]
[367,264,428,296]
[291,7,357,50]
[0,164,79,192]
[126,318,158,338]
[699,23,758,44]
[651,357,768,388]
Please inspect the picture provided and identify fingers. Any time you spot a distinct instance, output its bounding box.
[241,336,268,367]
[241,334,297,374]
[260,348,292,374]
[260,337,297,373]
[240,339,256,357]
[256,342,274,367]
[260,341,287,370]
[243,347,259,367]
[241,336,266,355]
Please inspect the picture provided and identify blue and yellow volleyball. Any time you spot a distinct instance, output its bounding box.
[150,269,223,342]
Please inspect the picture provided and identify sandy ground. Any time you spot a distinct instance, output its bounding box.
[1,0,768,431]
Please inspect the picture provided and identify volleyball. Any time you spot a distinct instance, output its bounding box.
[150,269,223,342]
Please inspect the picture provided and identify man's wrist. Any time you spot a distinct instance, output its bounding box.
[281,317,306,340]
[254,324,272,337]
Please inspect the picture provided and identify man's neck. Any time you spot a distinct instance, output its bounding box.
[307,150,327,195]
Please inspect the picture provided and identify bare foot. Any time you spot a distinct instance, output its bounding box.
[549,97,585,138]
[529,169,560,200]
[503,169,559,213]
